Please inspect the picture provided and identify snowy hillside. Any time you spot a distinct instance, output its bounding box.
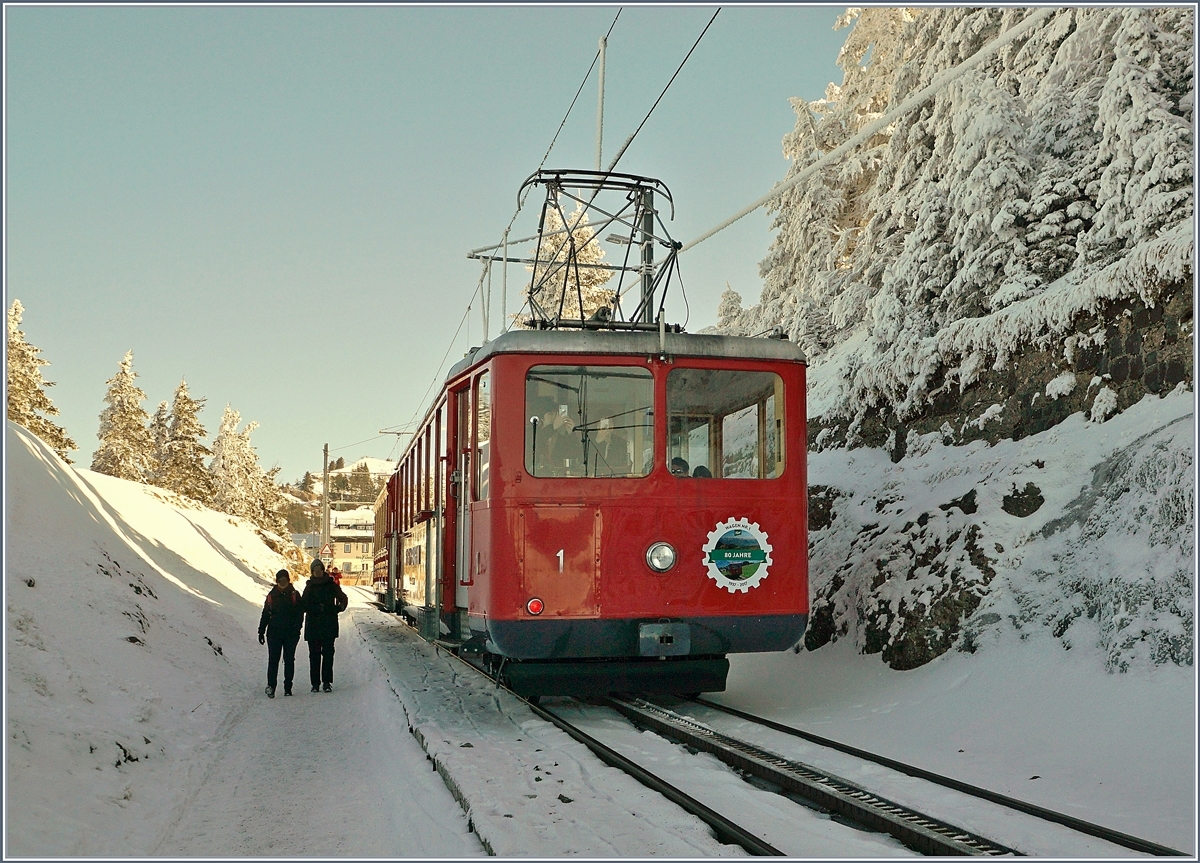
[5,422,292,854]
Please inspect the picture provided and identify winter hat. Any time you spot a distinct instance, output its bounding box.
[310,559,326,578]
[275,569,290,584]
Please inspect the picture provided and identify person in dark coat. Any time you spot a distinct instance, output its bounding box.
[302,559,348,692]
[258,569,304,698]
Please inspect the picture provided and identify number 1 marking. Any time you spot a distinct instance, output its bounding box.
[556,549,564,573]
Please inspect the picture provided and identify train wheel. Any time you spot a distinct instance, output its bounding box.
[527,695,541,706]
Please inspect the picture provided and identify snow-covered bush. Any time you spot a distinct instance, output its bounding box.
[1090,385,1118,422]
[1045,371,1077,400]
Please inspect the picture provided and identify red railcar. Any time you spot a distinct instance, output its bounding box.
[374,327,807,696]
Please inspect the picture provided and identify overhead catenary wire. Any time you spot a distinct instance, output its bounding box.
[476,8,625,261]
[605,8,720,174]
[391,12,625,451]
[681,6,1058,252]
[330,434,391,454]
[399,270,483,434]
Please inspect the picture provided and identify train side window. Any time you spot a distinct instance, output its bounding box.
[666,369,785,479]
[474,372,491,499]
[525,365,653,478]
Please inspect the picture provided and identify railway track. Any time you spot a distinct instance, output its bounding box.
[686,696,1187,858]
[600,696,1016,856]
[441,643,1184,857]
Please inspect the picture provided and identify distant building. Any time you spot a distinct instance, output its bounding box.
[329,507,375,584]
[292,532,321,555]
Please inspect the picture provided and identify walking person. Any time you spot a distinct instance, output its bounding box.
[258,569,304,698]
[302,559,348,693]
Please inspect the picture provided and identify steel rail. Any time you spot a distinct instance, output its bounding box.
[530,700,784,856]
[435,647,783,856]
[693,697,1187,857]
[607,696,1018,857]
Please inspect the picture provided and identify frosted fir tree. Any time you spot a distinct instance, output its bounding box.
[252,465,290,538]
[758,8,916,354]
[91,351,154,482]
[1078,7,1194,267]
[209,406,259,520]
[148,401,170,484]
[714,285,750,336]
[208,405,286,535]
[6,299,77,462]
[749,6,1193,417]
[524,202,614,324]
[160,380,213,504]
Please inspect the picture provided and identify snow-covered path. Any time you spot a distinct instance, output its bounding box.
[152,589,485,857]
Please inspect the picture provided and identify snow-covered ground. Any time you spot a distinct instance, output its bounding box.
[4,422,479,857]
[6,385,1196,855]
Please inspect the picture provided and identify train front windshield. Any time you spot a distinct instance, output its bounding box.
[525,365,654,477]
[524,364,786,480]
[667,368,785,479]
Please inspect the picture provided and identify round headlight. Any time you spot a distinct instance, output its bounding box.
[646,542,677,572]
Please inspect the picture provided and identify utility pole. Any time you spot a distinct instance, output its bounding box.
[321,443,330,550]
[640,188,655,323]
[596,35,607,170]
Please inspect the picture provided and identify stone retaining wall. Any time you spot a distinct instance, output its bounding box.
[812,285,1193,461]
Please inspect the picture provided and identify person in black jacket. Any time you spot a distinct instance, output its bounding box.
[302,559,349,693]
[258,569,304,698]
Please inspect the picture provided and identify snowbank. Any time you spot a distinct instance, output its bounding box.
[5,421,288,855]
[800,387,1194,674]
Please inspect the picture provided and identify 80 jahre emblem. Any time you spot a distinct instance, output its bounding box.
[702,517,773,593]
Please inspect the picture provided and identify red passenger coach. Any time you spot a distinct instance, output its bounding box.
[375,327,808,696]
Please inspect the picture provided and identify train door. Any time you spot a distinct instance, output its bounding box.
[454,386,472,609]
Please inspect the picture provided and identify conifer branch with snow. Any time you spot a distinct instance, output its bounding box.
[523,202,615,325]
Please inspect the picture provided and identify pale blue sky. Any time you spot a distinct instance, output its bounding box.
[6,4,849,482]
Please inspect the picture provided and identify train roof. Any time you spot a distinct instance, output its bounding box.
[446,329,806,383]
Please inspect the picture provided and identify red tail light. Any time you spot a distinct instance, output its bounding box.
[526,597,544,615]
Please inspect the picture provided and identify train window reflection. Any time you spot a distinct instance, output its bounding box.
[667,369,784,479]
[525,365,653,477]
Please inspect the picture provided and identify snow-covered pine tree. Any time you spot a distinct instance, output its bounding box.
[208,405,286,535]
[209,405,258,521]
[1078,7,1194,267]
[749,6,1192,418]
[252,465,289,538]
[148,401,170,484]
[758,8,916,355]
[524,202,614,324]
[714,284,750,335]
[91,350,154,482]
[160,380,213,504]
[6,299,77,462]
